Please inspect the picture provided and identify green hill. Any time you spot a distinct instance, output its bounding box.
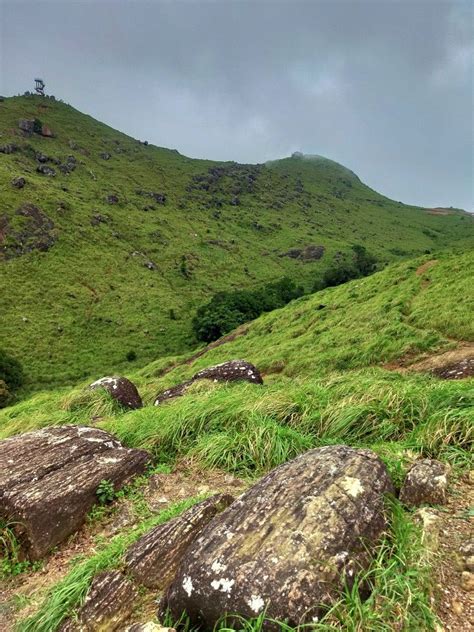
[1,95,472,386]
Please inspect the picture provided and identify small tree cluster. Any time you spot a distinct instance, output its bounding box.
[193,277,304,343]
[313,245,377,291]
[0,350,24,408]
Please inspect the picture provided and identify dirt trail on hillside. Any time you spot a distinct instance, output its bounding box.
[0,462,247,631]
[384,342,474,378]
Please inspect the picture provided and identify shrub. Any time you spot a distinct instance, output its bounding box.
[33,118,43,134]
[0,350,24,392]
[0,380,10,409]
[193,277,304,343]
[126,350,137,362]
[314,245,377,291]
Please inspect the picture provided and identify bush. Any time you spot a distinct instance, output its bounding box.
[126,350,137,362]
[193,277,304,343]
[33,118,43,134]
[0,350,24,392]
[0,380,10,409]
[314,245,377,291]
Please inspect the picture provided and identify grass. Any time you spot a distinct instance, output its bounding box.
[0,95,472,386]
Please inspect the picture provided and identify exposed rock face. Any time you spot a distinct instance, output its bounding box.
[11,176,26,189]
[0,204,57,260]
[59,571,138,632]
[161,445,393,628]
[281,244,325,261]
[125,494,234,588]
[400,459,450,507]
[432,358,474,380]
[89,376,143,410]
[154,360,263,405]
[0,425,149,559]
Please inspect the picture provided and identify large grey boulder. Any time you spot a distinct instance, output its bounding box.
[154,360,263,405]
[89,376,143,410]
[161,445,393,628]
[0,426,149,559]
[125,493,234,588]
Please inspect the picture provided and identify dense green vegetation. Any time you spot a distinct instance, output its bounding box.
[1,96,472,386]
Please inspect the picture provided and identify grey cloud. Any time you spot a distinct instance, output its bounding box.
[1,0,472,210]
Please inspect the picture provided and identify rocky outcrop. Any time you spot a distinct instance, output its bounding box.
[89,376,143,410]
[36,164,56,176]
[0,425,149,559]
[161,445,393,628]
[400,459,450,507]
[125,494,234,588]
[59,571,138,632]
[18,119,35,134]
[280,244,325,261]
[0,204,57,260]
[154,360,263,405]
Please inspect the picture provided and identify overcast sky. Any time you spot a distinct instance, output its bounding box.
[1,0,473,210]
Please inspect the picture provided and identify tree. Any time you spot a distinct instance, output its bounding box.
[0,349,24,391]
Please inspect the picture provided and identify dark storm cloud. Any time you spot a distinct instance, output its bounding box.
[1,0,472,209]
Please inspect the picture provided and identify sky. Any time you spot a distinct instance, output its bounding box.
[1,0,473,210]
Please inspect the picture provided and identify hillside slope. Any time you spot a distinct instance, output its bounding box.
[1,95,472,385]
[0,252,472,632]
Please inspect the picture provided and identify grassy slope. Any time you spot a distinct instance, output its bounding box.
[3,251,472,631]
[1,96,473,386]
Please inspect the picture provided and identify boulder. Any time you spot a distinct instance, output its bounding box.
[0,143,18,154]
[89,376,142,410]
[59,570,138,631]
[154,360,263,405]
[41,124,54,137]
[11,176,26,189]
[18,118,34,134]
[400,459,450,507]
[36,164,56,176]
[161,445,393,628]
[125,494,234,588]
[100,152,111,160]
[0,425,149,559]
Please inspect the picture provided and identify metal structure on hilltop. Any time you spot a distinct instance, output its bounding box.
[34,78,45,96]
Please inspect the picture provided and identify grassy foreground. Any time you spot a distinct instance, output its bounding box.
[1,250,472,630]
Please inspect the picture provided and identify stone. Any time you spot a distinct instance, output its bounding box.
[0,143,18,154]
[59,571,138,631]
[0,425,149,559]
[11,176,26,189]
[125,494,234,588]
[413,508,441,551]
[36,164,56,176]
[18,118,34,134]
[154,360,263,405]
[36,152,49,163]
[461,571,474,592]
[161,445,393,628]
[89,376,143,410]
[106,194,119,204]
[280,244,325,261]
[100,152,111,160]
[90,213,109,226]
[400,459,450,507]
[41,124,54,137]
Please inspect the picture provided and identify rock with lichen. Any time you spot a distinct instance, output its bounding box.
[400,459,450,507]
[160,445,393,629]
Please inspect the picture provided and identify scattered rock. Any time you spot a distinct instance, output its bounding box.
[125,493,234,589]
[11,176,26,189]
[460,571,474,592]
[432,359,474,380]
[400,459,450,507]
[36,164,56,176]
[0,425,149,559]
[90,213,109,226]
[0,203,57,260]
[413,507,441,551]
[100,152,111,160]
[41,124,54,137]
[154,360,263,405]
[89,376,143,409]
[280,244,325,261]
[161,445,393,628]
[0,143,18,154]
[59,571,138,631]
[18,119,34,134]
[36,152,49,163]
[106,194,119,204]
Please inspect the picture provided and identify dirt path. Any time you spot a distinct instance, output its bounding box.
[433,473,474,631]
[0,461,247,631]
